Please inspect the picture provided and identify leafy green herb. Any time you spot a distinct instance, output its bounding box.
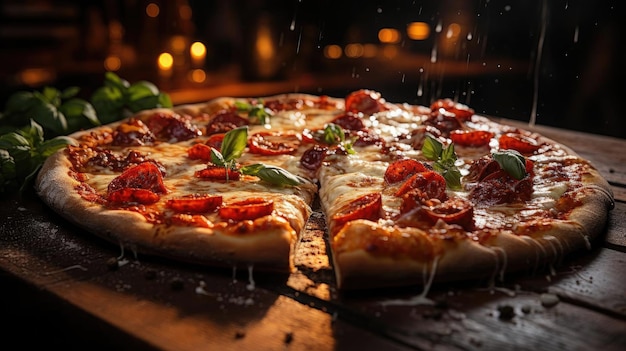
[0,86,98,137]
[90,72,172,124]
[235,100,271,125]
[492,150,527,180]
[209,126,303,187]
[240,164,303,186]
[421,134,462,190]
[0,120,75,193]
[313,123,356,154]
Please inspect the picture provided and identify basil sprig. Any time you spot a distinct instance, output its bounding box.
[0,120,75,193]
[313,123,356,154]
[421,134,462,190]
[209,126,303,187]
[234,100,272,125]
[492,150,528,180]
[91,72,172,124]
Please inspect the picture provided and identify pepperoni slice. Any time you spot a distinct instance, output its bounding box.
[498,132,542,154]
[395,171,447,199]
[469,174,533,205]
[449,130,494,147]
[187,143,213,161]
[218,198,274,221]
[108,188,160,204]
[331,193,382,230]
[345,90,386,115]
[384,159,429,184]
[248,132,300,156]
[194,165,241,180]
[107,162,167,195]
[206,111,249,135]
[430,99,474,121]
[166,194,223,213]
[300,145,329,171]
[420,198,474,230]
[206,133,225,150]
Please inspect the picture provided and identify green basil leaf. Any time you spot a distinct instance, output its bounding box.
[241,164,302,186]
[90,86,125,124]
[492,150,527,180]
[31,101,67,135]
[220,126,248,162]
[61,86,80,99]
[157,92,173,108]
[210,147,225,166]
[0,131,32,149]
[234,101,252,111]
[38,136,76,158]
[40,87,61,105]
[422,134,443,161]
[323,123,344,145]
[249,106,271,125]
[441,143,457,163]
[104,71,130,91]
[4,91,36,115]
[128,81,160,101]
[20,120,45,146]
[442,166,462,190]
[127,95,161,113]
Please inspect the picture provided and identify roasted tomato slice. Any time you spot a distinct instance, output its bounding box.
[108,188,160,204]
[108,162,167,194]
[166,194,223,213]
[112,118,155,146]
[498,132,542,154]
[194,165,241,180]
[248,131,300,156]
[332,193,382,230]
[219,198,274,221]
[146,112,201,142]
[169,214,213,228]
[345,89,386,115]
[395,170,447,199]
[206,133,225,150]
[206,111,249,135]
[331,113,366,131]
[449,130,494,147]
[300,145,329,171]
[384,159,429,184]
[430,99,474,121]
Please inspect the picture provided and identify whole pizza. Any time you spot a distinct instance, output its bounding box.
[35,89,615,290]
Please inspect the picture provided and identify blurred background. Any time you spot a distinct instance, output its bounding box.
[0,0,623,137]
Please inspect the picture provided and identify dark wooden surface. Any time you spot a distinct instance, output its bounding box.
[1,119,626,351]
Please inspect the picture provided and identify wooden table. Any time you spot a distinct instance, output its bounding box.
[1,119,625,350]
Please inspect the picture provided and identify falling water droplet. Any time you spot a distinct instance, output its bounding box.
[530,0,548,127]
[435,20,442,33]
[431,43,438,63]
[467,32,473,41]
[573,26,579,43]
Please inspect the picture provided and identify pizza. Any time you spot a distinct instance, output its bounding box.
[34,89,615,290]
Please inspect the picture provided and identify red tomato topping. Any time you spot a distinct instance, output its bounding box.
[384,159,429,184]
[107,162,167,195]
[498,132,542,154]
[395,171,447,199]
[206,133,225,150]
[248,132,300,156]
[331,193,382,230]
[449,130,494,147]
[187,143,213,161]
[146,113,201,142]
[108,188,160,204]
[300,145,329,171]
[331,113,366,131]
[206,111,249,135]
[166,194,223,214]
[194,165,241,180]
[345,90,386,115]
[430,99,474,121]
[218,198,274,221]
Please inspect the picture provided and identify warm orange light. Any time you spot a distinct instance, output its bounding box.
[179,4,192,20]
[158,52,174,70]
[104,55,121,71]
[363,44,377,58]
[382,45,398,59]
[256,25,274,60]
[170,36,186,54]
[378,28,400,44]
[345,43,364,58]
[189,69,206,83]
[19,68,55,86]
[190,42,206,59]
[146,3,159,18]
[446,23,462,39]
[324,45,342,59]
[407,22,430,40]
